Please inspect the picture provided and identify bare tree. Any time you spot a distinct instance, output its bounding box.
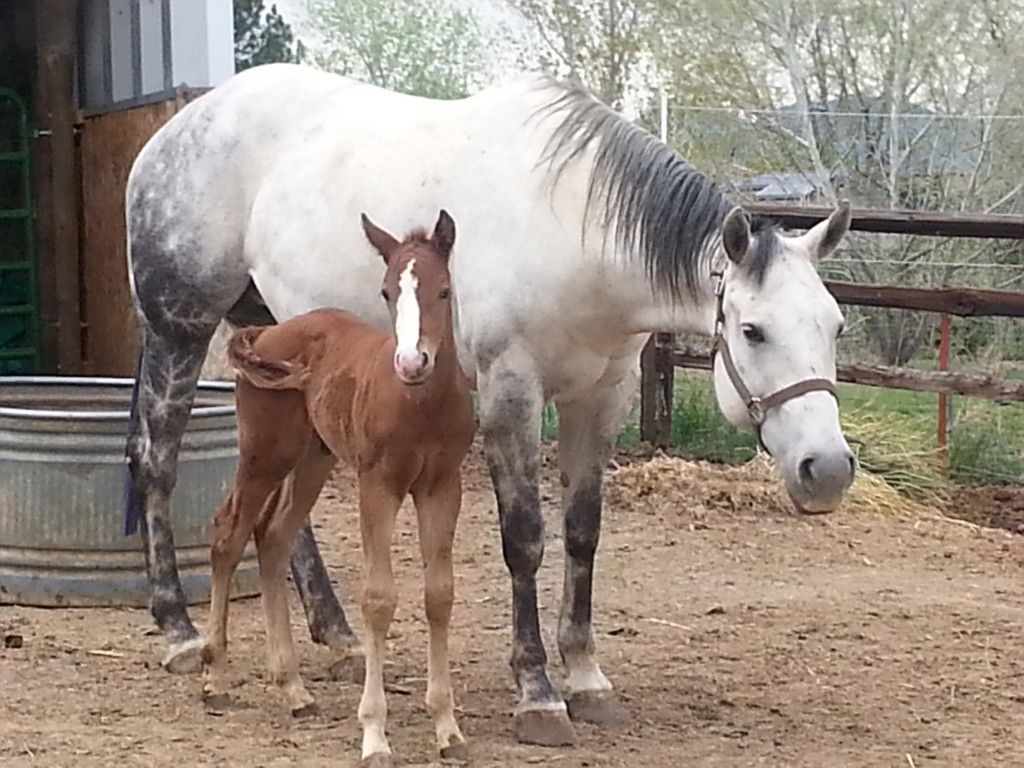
[507,0,668,108]
[659,0,1024,364]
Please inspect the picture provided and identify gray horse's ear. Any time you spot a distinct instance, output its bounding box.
[800,200,851,262]
[361,213,400,264]
[432,209,456,258]
[722,206,751,265]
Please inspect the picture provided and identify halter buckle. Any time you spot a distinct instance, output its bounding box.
[747,398,766,426]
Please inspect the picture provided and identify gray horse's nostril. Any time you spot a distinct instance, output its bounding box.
[847,453,857,477]
[799,456,815,485]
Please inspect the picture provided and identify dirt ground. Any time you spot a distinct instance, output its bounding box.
[3,443,1024,768]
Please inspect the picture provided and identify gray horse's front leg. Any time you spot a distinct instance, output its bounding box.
[479,359,576,747]
[555,374,638,727]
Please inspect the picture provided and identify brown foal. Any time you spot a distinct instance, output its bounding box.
[200,211,475,766]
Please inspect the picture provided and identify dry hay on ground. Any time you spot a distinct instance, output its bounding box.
[607,452,950,524]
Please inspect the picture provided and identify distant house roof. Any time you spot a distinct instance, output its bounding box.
[732,171,832,201]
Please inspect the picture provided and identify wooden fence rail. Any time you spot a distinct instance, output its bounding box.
[744,203,1024,239]
[825,281,1024,318]
[671,347,1024,402]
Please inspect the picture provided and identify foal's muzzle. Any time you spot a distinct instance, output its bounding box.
[395,350,433,385]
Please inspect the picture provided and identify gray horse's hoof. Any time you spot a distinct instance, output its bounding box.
[291,702,320,719]
[566,691,631,727]
[440,739,470,763]
[360,753,393,768]
[514,706,576,747]
[328,654,365,684]
[202,692,233,713]
[162,637,204,674]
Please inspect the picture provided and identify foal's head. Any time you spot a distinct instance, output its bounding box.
[361,210,456,385]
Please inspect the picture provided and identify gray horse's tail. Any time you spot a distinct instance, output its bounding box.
[123,354,143,536]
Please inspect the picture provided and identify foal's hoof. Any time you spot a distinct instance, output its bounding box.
[360,753,394,768]
[162,637,205,674]
[440,741,470,763]
[202,692,233,713]
[566,691,631,727]
[514,706,576,747]
[291,702,320,719]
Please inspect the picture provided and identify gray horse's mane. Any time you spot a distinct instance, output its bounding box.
[535,80,779,297]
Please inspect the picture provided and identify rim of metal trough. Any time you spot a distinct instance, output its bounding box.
[0,376,235,420]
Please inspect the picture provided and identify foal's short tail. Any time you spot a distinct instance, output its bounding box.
[228,327,311,391]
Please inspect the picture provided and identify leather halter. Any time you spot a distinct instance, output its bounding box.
[710,269,838,444]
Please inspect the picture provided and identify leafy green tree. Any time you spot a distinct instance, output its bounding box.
[309,0,488,99]
[234,0,301,71]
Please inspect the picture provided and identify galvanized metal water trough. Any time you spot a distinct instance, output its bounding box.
[0,376,259,607]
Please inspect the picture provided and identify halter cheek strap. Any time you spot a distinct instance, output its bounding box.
[710,270,838,443]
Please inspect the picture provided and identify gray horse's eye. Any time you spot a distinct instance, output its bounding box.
[741,323,765,344]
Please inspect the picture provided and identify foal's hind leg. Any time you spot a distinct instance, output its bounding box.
[254,445,337,716]
[229,280,359,660]
[412,471,468,761]
[554,374,638,728]
[203,476,284,707]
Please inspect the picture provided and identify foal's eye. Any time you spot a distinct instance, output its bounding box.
[381,289,390,302]
[741,323,765,344]
[439,288,451,300]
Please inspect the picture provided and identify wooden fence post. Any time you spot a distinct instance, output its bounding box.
[640,333,675,446]
[937,313,951,468]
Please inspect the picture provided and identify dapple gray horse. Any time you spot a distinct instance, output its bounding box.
[125,64,855,746]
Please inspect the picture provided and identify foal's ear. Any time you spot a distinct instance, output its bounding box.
[431,209,456,258]
[361,213,400,264]
[722,206,751,265]
[799,199,851,262]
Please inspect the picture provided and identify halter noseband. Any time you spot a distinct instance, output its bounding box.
[710,269,838,446]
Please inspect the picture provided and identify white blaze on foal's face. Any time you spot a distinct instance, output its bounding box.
[393,259,430,383]
[360,209,457,386]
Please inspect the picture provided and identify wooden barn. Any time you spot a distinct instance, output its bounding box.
[0,0,234,376]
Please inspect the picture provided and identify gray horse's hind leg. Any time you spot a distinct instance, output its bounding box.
[128,324,219,672]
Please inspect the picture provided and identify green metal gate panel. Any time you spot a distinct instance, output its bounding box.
[0,88,41,373]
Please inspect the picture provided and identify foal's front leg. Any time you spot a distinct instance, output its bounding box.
[412,471,468,761]
[357,472,403,766]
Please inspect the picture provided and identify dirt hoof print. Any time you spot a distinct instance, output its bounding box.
[440,740,470,763]
[360,753,394,768]
[514,707,576,747]
[291,702,320,719]
[566,691,631,727]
